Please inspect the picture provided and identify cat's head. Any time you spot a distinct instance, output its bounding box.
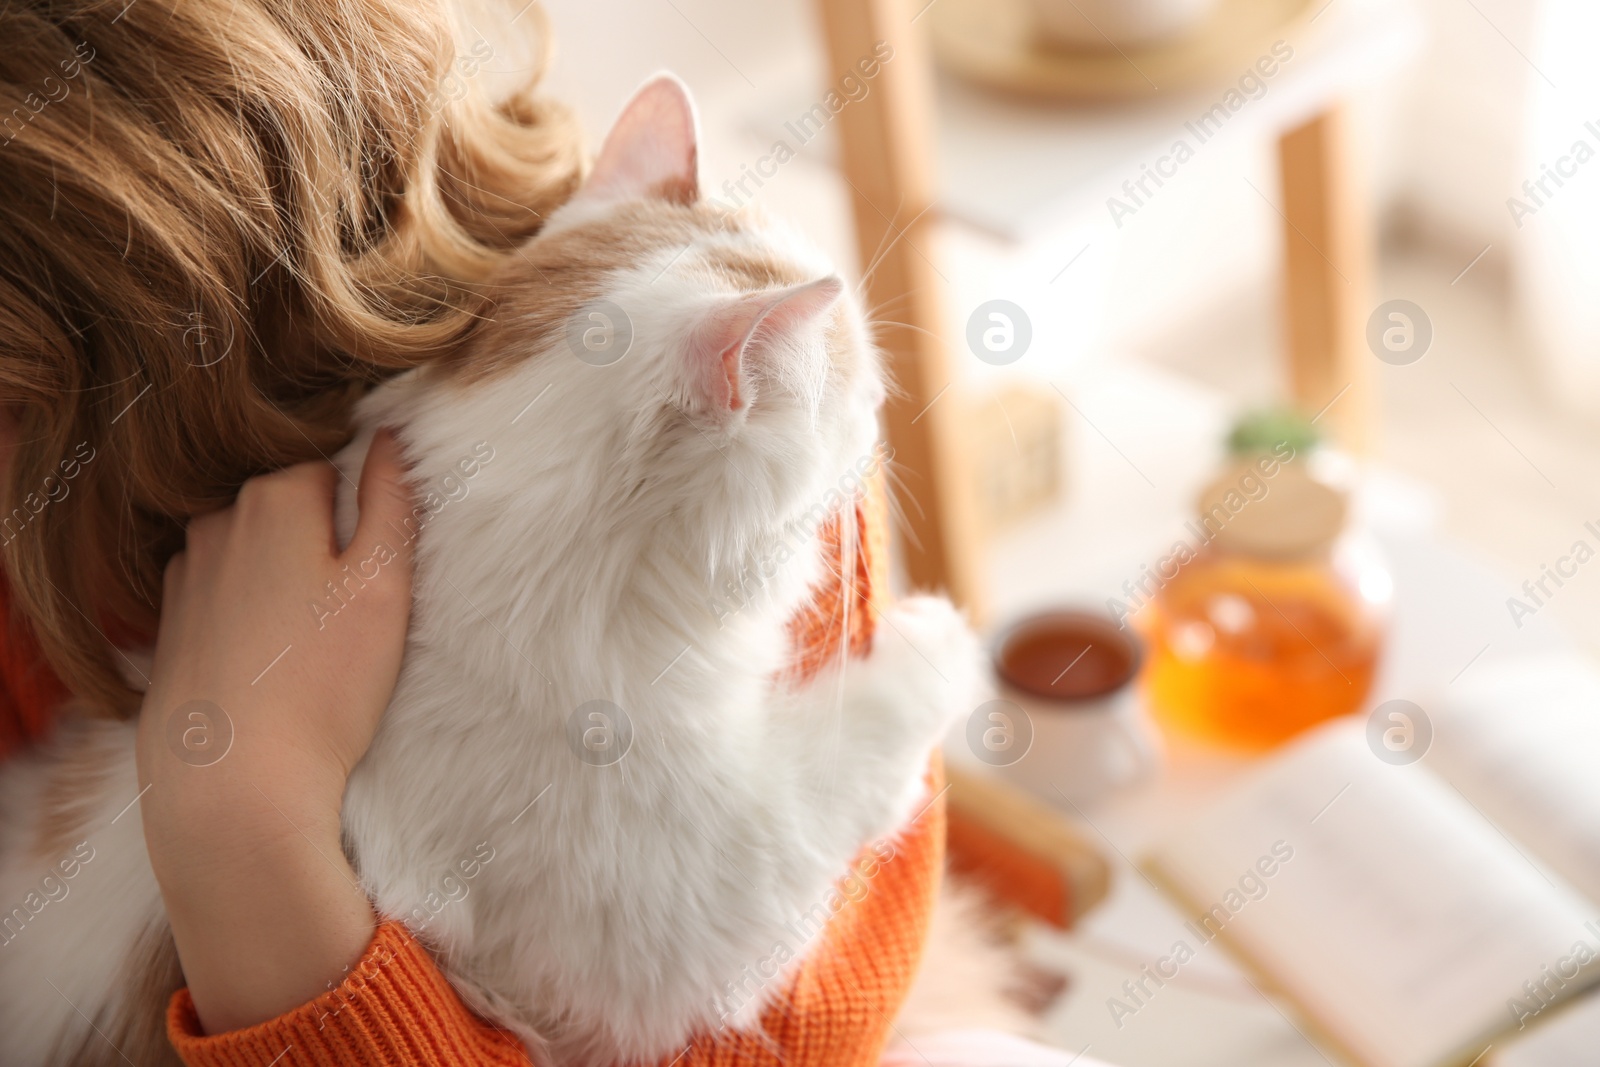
[376,74,884,582]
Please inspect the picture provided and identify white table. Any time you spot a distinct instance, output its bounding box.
[959,361,1571,1066]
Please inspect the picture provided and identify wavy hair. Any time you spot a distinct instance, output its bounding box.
[0,0,584,715]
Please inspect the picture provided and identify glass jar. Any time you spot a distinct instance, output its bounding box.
[1136,536,1390,749]
[1134,434,1390,750]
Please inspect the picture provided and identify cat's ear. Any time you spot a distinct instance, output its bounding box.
[580,73,699,206]
[688,275,844,414]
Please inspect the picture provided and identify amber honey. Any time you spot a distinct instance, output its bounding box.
[1135,550,1384,750]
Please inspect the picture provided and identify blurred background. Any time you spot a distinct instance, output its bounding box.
[471,1,1600,1063]
[516,0,1600,650]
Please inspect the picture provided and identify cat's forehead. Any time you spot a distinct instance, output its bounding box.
[443,199,810,384]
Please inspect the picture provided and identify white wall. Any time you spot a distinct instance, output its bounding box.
[1512,0,1600,416]
[493,0,1564,399]
[1372,0,1540,249]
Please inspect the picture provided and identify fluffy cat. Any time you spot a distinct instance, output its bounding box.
[0,75,984,1066]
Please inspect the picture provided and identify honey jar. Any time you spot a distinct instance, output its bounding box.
[1135,420,1390,750]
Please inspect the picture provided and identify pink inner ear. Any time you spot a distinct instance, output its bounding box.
[691,276,844,414]
[583,74,699,205]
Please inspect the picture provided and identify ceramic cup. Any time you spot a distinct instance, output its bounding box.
[969,609,1161,805]
[1030,0,1220,50]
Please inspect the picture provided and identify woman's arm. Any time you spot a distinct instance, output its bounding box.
[166,920,534,1066]
[135,431,420,1033]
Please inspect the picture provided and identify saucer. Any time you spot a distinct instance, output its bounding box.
[929,0,1318,101]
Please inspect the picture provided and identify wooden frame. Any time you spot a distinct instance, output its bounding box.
[818,0,987,621]
[1278,105,1374,451]
[815,0,1373,605]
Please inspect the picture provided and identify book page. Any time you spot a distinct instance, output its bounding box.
[1144,719,1600,1067]
[1493,987,1600,1067]
[1428,653,1600,902]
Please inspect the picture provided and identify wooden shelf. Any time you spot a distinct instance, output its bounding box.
[929,0,1424,244]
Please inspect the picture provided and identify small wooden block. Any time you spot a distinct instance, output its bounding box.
[963,383,1065,537]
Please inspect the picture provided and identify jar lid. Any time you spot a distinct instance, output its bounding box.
[1195,458,1346,560]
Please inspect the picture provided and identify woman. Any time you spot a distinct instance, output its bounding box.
[0,0,940,1063]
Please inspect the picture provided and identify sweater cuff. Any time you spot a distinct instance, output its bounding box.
[167,921,531,1067]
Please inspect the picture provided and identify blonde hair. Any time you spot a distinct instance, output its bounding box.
[0,0,584,715]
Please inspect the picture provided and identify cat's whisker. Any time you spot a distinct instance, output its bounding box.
[862,288,919,323]
[879,463,928,555]
[856,221,902,295]
[855,199,940,296]
[853,193,922,294]
[869,318,944,344]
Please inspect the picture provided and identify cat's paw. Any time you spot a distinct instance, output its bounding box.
[773,595,986,850]
[858,595,985,744]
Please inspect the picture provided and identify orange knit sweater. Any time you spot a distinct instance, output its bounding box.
[0,480,944,1067]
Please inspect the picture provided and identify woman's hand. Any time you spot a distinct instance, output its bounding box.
[135,431,417,1034]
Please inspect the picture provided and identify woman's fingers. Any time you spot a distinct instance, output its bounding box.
[346,428,417,578]
[176,464,326,596]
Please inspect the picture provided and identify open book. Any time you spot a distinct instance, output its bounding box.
[1142,654,1600,1067]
